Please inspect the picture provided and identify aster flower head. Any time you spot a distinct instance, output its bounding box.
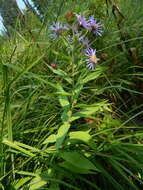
[85,48,100,70]
[49,22,69,39]
[88,16,103,36]
[76,14,90,30]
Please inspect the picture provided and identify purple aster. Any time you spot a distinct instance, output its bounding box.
[76,14,90,30]
[88,16,103,36]
[85,48,100,70]
[49,22,69,39]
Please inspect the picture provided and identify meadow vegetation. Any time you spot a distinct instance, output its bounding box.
[0,0,143,189]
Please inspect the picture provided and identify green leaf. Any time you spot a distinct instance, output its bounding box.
[43,123,71,147]
[2,139,35,157]
[60,151,99,171]
[42,134,57,144]
[59,96,70,108]
[56,83,70,107]
[56,84,72,123]
[47,65,72,84]
[69,131,91,142]
[29,176,47,190]
[15,141,42,154]
[70,107,99,122]
[56,123,70,149]
[15,171,37,177]
[59,161,95,174]
[81,70,101,84]
[14,177,32,189]
[55,91,71,96]
[52,50,72,62]
[72,83,83,104]
[69,130,97,149]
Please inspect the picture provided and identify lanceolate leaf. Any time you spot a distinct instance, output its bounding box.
[70,107,101,122]
[42,134,57,144]
[47,65,72,84]
[56,123,70,149]
[69,131,91,142]
[56,83,70,108]
[72,83,83,104]
[2,139,35,157]
[42,123,71,147]
[69,130,97,149]
[80,70,101,84]
[29,176,47,190]
[60,151,99,171]
[14,177,32,189]
[59,161,95,174]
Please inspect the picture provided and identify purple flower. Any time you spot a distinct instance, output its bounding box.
[76,14,90,30]
[85,48,100,70]
[88,16,103,36]
[49,22,69,39]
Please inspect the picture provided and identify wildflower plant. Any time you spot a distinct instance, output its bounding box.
[2,1,143,190]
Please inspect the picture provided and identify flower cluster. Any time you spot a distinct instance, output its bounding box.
[76,14,103,36]
[75,14,102,70]
[48,14,103,70]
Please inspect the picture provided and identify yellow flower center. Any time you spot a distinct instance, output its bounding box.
[89,55,98,63]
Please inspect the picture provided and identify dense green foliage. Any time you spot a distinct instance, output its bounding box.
[0,0,143,189]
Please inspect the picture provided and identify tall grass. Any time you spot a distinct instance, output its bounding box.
[0,0,143,189]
